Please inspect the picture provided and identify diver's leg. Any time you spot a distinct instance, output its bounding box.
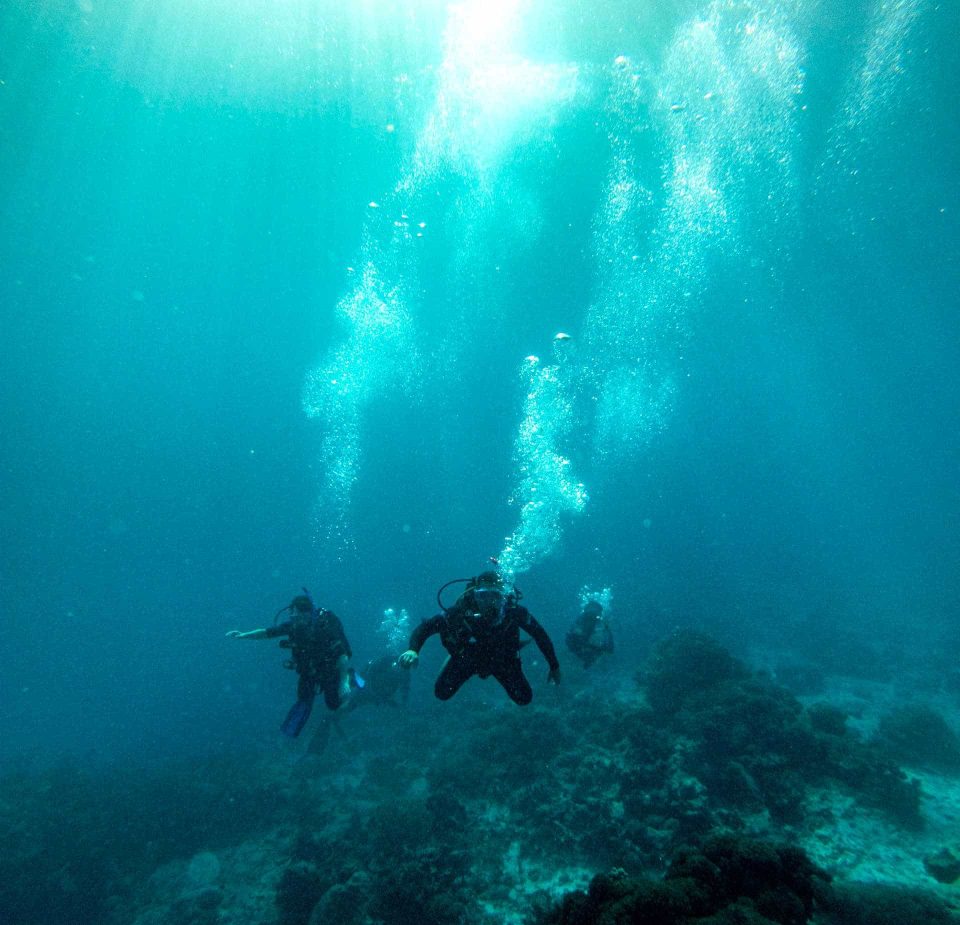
[320,669,341,710]
[493,659,533,705]
[281,675,316,737]
[434,654,476,701]
[566,636,586,664]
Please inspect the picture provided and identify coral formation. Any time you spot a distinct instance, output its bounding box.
[924,847,960,885]
[872,704,960,772]
[636,631,924,829]
[821,881,960,925]
[1,630,957,925]
[535,835,831,925]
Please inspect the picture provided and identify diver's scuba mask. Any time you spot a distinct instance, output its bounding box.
[469,585,508,627]
[436,569,521,626]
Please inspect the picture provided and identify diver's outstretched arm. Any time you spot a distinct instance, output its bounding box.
[399,615,444,667]
[225,628,270,640]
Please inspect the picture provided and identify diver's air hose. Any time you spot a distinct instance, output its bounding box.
[436,577,473,613]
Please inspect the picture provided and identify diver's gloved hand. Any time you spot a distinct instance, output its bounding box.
[547,666,561,685]
[398,650,419,669]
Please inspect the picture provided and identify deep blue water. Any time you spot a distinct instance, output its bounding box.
[1,0,958,767]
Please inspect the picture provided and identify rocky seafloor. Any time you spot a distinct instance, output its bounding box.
[3,630,960,925]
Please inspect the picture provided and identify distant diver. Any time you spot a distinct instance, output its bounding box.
[565,599,614,668]
[343,654,410,711]
[398,570,560,704]
[307,653,411,756]
[226,592,353,737]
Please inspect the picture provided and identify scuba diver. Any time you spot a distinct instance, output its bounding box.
[565,599,614,668]
[306,653,411,756]
[226,592,353,737]
[398,570,560,705]
[342,654,411,711]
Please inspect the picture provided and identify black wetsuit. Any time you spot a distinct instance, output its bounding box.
[565,611,614,668]
[308,654,410,755]
[268,610,351,735]
[409,599,559,705]
[344,654,411,712]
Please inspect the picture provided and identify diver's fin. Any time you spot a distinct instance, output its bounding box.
[281,697,313,738]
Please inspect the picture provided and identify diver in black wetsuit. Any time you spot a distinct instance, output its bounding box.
[566,600,614,668]
[226,593,352,737]
[398,571,560,705]
[307,653,412,755]
[343,654,411,711]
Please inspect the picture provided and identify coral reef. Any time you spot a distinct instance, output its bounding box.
[535,835,831,925]
[924,847,960,885]
[637,631,924,829]
[2,630,957,925]
[641,630,751,717]
[276,861,326,925]
[820,881,960,925]
[0,753,285,925]
[871,704,960,772]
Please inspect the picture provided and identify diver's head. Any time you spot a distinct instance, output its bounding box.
[473,570,503,590]
[583,600,603,619]
[467,571,508,626]
[290,595,313,615]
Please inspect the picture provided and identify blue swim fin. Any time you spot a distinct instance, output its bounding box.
[281,696,314,737]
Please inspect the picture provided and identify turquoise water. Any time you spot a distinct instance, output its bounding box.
[0,0,960,836]
[3,2,960,922]
[2,0,958,759]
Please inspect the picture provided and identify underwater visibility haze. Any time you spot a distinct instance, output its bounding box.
[1,0,959,923]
